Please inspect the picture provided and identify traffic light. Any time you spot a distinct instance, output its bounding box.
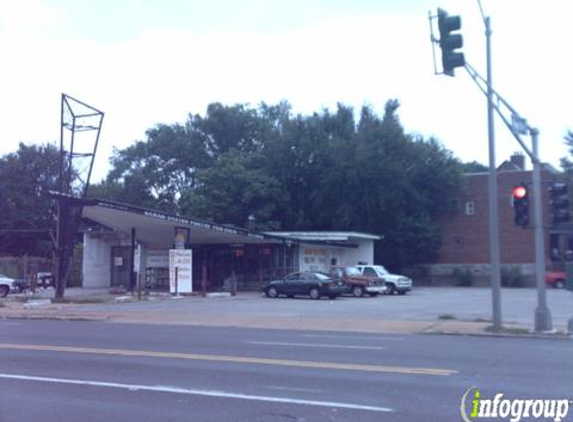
[437,8,465,76]
[549,182,570,224]
[512,184,529,227]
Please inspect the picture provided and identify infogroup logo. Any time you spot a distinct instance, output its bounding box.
[460,387,571,422]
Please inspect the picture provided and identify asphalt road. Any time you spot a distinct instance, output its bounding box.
[1,320,572,422]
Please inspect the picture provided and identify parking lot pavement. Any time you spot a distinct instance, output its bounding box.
[1,287,572,335]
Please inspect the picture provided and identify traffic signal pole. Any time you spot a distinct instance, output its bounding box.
[464,65,553,332]
[485,16,503,332]
[432,7,553,332]
[532,129,553,331]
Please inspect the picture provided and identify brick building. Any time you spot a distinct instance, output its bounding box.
[427,153,560,283]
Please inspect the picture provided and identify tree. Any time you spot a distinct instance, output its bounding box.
[180,149,286,230]
[0,143,60,257]
[461,160,488,173]
[105,102,284,212]
[106,122,211,210]
[105,100,465,271]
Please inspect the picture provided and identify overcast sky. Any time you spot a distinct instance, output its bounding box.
[0,0,571,182]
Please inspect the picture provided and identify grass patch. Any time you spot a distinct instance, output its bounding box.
[438,314,456,320]
[51,297,111,304]
[485,325,530,335]
[14,296,41,302]
[474,318,491,323]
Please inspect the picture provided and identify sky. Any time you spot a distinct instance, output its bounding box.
[0,0,572,182]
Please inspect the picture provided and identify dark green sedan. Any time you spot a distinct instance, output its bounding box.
[262,272,346,300]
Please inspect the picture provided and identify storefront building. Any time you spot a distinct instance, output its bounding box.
[81,199,380,292]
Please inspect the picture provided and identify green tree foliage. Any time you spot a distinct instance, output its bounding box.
[560,131,573,182]
[0,143,60,257]
[558,131,573,214]
[99,100,465,270]
[180,150,285,229]
[460,160,488,173]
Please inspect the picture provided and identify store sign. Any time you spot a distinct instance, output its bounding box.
[169,249,193,293]
[174,227,190,250]
[133,244,141,273]
[147,250,169,268]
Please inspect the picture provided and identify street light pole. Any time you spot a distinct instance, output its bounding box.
[485,16,502,332]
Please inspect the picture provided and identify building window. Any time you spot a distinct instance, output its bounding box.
[448,198,461,213]
[465,201,475,216]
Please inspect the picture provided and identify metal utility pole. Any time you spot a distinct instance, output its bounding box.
[531,130,552,331]
[485,16,502,332]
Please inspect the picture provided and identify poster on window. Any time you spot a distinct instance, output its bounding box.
[169,249,193,293]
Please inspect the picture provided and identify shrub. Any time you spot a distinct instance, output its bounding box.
[454,267,474,287]
[501,266,526,288]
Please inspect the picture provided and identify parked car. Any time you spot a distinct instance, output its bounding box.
[262,272,346,300]
[0,273,18,297]
[545,271,566,289]
[329,266,387,297]
[355,265,413,295]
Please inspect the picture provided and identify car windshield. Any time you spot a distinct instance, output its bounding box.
[373,266,389,275]
[345,267,361,276]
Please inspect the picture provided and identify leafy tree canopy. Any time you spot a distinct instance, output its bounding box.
[98,100,465,270]
[2,101,473,269]
[0,143,60,257]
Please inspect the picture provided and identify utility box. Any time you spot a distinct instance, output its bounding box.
[566,263,573,291]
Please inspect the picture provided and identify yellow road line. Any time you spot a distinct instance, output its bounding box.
[0,343,458,376]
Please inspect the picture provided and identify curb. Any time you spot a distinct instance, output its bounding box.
[4,310,567,339]
[419,330,572,341]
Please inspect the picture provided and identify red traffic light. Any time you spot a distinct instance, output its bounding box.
[512,186,527,199]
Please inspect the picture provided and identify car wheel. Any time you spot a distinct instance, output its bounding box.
[0,285,9,298]
[352,286,364,298]
[309,288,321,300]
[386,284,396,295]
[554,280,565,289]
[267,287,279,298]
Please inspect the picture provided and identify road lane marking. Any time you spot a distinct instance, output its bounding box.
[302,334,405,341]
[263,385,324,394]
[0,373,394,413]
[0,343,457,376]
[246,341,386,350]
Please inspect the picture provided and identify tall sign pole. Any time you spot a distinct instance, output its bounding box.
[485,16,502,332]
[54,94,104,299]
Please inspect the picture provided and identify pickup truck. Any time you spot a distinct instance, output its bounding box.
[329,266,387,297]
[0,273,18,297]
[355,265,413,295]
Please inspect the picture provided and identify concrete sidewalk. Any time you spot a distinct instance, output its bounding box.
[3,287,569,338]
[0,302,490,336]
